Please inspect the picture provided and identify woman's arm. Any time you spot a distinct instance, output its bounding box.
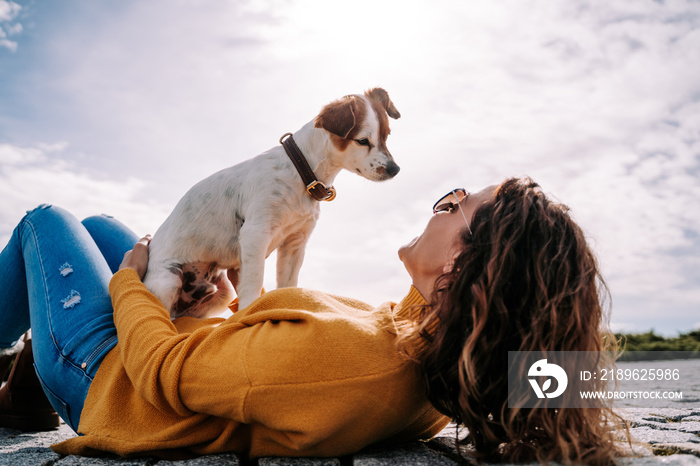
[114,237,250,418]
[109,268,192,415]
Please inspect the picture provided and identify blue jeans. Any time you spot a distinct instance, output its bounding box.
[0,204,138,432]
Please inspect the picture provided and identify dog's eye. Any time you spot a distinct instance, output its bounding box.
[355,138,370,147]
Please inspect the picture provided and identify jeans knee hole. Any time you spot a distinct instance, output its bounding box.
[59,262,74,277]
[61,290,81,309]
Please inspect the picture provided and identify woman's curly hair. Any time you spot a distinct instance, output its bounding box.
[400,177,630,465]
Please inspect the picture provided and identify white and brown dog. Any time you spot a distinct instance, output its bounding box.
[143,88,401,318]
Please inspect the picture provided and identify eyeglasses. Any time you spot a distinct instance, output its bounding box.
[432,188,473,235]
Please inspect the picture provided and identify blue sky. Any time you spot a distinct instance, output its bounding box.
[1,0,699,335]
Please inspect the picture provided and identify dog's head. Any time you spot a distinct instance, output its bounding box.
[314,87,401,182]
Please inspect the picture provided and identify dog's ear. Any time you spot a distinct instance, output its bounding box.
[366,88,401,120]
[315,96,362,139]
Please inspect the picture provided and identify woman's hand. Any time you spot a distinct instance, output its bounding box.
[119,235,152,281]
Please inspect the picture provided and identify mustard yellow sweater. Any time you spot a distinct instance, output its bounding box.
[51,269,449,459]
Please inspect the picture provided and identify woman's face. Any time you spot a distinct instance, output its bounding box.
[399,185,496,299]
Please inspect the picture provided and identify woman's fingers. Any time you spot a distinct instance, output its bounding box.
[119,235,152,280]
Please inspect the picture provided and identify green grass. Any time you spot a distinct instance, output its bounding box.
[615,330,700,360]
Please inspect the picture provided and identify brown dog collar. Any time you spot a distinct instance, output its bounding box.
[280,133,337,202]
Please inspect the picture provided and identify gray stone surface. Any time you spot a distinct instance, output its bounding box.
[623,408,700,460]
[0,424,69,466]
[2,409,700,464]
[616,457,700,465]
[258,458,340,466]
[159,454,241,465]
[55,456,152,465]
[0,446,61,466]
[629,427,699,445]
[354,442,457,465]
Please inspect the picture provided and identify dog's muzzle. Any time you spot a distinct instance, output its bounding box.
[385,161,400,178]
[376,161,400,179]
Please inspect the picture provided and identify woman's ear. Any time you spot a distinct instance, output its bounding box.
[443,250,462,274]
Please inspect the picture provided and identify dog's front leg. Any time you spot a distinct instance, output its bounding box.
[276,231,311,289]
[236,224,272,310]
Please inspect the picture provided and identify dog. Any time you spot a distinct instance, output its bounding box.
[143,88,401,318]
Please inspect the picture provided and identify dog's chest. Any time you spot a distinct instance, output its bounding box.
[265,202,319,254]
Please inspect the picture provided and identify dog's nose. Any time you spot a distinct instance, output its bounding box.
[386,162,400,178]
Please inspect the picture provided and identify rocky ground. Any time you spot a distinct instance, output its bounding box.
[1,408,700,465]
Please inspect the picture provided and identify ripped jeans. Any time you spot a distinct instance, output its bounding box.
[0,204,138,432]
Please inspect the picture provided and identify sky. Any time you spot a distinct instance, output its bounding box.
[1,0,699,335]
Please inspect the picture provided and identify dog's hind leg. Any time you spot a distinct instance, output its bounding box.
[171,263,235,318]
[143,264,183,314]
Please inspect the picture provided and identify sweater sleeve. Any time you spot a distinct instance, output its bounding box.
[108,268,444,449]
[108,268,249,418]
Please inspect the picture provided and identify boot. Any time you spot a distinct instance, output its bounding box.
[0,338,24,382]
[0,337,60,431]
[0,353,14,383]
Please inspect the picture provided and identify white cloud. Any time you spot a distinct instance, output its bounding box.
[385,0,700,332]
[546,97,700,333]
[1,0,700,333]
[0,143,171,246]
[0,0,20,51]
[0,39,16,52]
[0,27,16,52]
[0,0,20,22]
[3,21,20,34]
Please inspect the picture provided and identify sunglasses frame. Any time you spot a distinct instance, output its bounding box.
[432,188,473,235]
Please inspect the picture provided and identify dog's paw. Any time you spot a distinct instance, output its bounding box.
[171,262,235,318]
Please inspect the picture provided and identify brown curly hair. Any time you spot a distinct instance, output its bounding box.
[400,177,630,465]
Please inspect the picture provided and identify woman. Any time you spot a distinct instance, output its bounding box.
[399,177,630,464]
[0,177,628,463]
